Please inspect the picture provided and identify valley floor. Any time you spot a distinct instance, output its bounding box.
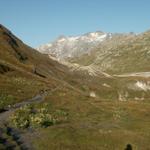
[1,88,150,150]
[30,95,150,150]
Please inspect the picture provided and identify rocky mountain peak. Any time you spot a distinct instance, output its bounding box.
[37,31,111,60]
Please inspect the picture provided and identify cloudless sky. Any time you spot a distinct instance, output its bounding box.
[0,0,150,47]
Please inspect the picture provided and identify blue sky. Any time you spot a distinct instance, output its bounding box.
[0,0,150,47]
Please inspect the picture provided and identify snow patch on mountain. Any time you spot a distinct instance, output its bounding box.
[135,81,150,91]
[37,31,111,60]
[128,81,150,91]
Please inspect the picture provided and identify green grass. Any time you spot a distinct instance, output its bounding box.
[0,74,48,109]
[29,95,150,150]
[0,94,15,111]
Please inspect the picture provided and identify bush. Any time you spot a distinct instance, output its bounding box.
[10,105,31,128]
[10,103,68,129]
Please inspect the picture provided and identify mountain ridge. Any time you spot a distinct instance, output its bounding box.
[37,31,113,59]
[37,31,136,61]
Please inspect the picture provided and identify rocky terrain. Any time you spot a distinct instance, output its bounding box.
[37,31,113,60]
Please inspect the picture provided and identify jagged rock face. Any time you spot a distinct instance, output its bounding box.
[37,31,113,60]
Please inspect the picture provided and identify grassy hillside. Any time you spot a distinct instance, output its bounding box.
[0,24,83,111]
[0,25,150,150]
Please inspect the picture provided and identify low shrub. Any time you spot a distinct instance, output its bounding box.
[10,103,68,129]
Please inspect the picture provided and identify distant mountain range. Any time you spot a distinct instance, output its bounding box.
[37,31,113,60]
[37,30,150,74]
[36,29,150,101]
